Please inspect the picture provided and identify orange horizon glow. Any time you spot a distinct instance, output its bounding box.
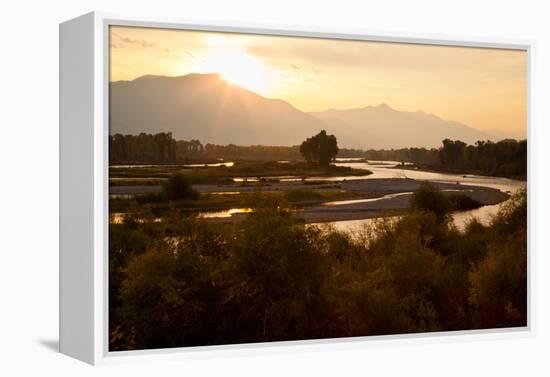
[110,26,527,139]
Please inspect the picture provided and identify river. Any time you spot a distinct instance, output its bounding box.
[326,159,525,232]
[111,159,526,231]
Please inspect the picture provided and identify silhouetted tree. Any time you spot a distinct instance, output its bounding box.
[299,130,339,166]
[440,139,467,170]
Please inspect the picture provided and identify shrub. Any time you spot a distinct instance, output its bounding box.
[226,206,330,341]
[469,192,527,328]
[410,182,450,222]
[162,173,199,200]
[109,190,528,349]
[448,193,482,211]
[115,247,216,350]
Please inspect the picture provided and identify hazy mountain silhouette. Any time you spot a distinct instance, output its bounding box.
[110,74,497,149]
[309,104,493,149]
[110,73,325,146]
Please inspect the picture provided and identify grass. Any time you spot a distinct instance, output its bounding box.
[109,160,372,185]
[110,188,358,214]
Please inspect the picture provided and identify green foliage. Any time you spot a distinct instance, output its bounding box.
[109,189,527,350]
[116,248,215,349]
[409,182,451,223]
[300,130,339,166]
[468,191,527,328]
[360,219,444,333]
[226,207,330,341]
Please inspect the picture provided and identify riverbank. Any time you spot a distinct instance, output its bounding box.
[109,160,372,185]
[391,163,527,181]
[207,179,509,224]
[300,185,508,223]
[110,177,510,225]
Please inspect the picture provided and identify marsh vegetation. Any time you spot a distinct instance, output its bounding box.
[109,186,526,350]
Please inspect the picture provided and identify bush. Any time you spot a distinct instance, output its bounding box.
[410,182,450,222]
[162,173,199,200]
[448,194,482,211]
[109,190,528,349]
[468,191,527,328]
[115,247,215,350]
[226,207,330,342]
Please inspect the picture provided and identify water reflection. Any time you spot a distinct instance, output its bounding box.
[335,160,525,193]
[111,159,525,233]
[312,216,401,234]
[198,208,253,218]
[110,162,235,169]
[322,192,412,206]
[110,213,162,224]
[312,160,525,233]
[184,162,234,167]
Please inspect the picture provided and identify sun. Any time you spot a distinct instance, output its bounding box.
[197,48,268,93]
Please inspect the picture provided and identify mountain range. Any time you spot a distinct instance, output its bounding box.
[110,73,504,149]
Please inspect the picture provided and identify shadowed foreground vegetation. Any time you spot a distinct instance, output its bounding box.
[109,185,527,351]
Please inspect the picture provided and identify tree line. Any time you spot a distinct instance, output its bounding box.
[109,133,301,162]
[110,133,176,163]
[110,132,356,163]
[110,132,527,178]
[439,138,527,177]
[364,138,527,178]
[109,186,527,351]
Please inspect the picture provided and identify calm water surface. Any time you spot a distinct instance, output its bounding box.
[111,159,526,232]
[329,160,525,232]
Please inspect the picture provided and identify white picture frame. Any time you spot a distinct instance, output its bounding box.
[59,11,536,365]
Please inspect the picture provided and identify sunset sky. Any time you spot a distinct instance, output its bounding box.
[110,26,527,138]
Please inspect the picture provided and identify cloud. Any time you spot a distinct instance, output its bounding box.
[245,37,525,83]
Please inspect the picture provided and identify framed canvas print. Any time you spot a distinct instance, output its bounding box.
[60,12,533,365]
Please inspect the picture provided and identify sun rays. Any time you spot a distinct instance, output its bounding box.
[194,47,268,93]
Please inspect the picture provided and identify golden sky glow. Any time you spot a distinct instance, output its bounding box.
[110,26,527,138]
